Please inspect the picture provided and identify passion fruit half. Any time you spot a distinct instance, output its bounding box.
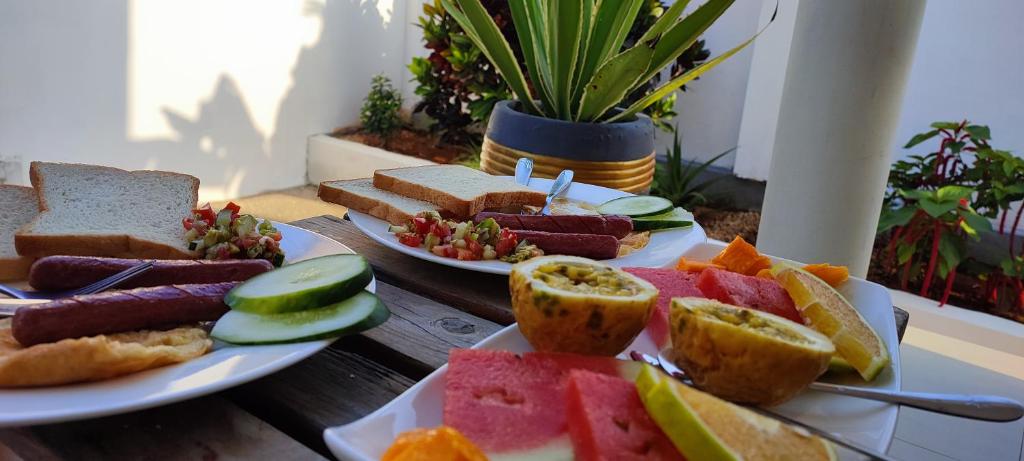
[509,256,658,356]
[670,297,835,406]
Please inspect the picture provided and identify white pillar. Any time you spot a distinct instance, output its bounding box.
[757,0,926,277]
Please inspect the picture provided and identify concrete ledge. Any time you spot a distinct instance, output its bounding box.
[306,134,435,184]
[890,289,1024,357]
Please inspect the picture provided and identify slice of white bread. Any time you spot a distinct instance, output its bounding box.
[318,178,439,225]
[372,165,546,218]
[15,162,199,259]
[0,186,39,280]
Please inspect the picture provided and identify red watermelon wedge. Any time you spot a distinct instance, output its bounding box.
[444,349,642,459]
[566,370,684,461]
[697,267,803,323]
[623,268,702,347]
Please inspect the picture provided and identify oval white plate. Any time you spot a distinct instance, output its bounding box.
[324,241,901,460]
[348,178,707,275]
[0,222,375,427]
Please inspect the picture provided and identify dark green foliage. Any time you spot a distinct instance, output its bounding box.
[360,74,403,139]
[409,0,711,145]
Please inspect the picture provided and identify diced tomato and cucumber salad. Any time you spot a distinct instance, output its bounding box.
[388,211,541,263]
[183,202,286,266]
[388,196,691,262]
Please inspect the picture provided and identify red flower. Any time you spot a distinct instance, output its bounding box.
[959,198,969,207]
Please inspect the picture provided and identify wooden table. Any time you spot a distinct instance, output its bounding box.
[0,216,910,460]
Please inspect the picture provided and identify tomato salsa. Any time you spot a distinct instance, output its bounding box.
[183,202,286,266]
[388,211,542,263]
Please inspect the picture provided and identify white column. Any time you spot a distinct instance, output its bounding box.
[757,0,926,277]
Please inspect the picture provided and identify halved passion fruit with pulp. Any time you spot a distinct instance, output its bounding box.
[670,297,834,406]
[509,256,658,356]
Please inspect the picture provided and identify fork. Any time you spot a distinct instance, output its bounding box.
[0,261,154,315]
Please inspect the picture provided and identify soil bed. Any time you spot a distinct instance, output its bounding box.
[331,126,462,164]
[692,207,761,244]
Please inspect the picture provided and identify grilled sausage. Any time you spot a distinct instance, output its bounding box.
[474,212,633,239]
[28,256,273,291]
[11,283,237,347]
[512,230,620,260]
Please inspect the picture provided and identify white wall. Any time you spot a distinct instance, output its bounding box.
[0,0,413,200]
[731,0,1024,181]
[653,0,764,168]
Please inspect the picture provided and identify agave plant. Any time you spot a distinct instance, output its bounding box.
[441,0,771,123]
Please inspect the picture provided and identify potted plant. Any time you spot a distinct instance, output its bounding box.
[442,0,767,192]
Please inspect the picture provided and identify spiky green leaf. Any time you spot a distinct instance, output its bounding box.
[577,42,655,121]
[638,0,691,43]
[443,0,542,115]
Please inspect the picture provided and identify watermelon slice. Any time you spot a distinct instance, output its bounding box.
[696,267,803,323]
[444,349,641,459]
[623,268,702,347]
[566,370,684,461]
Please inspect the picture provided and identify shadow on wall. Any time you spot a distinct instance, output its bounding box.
[0,0,397,199]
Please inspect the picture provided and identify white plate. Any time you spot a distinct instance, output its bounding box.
[0,222,375,427]
[348,178,707,275]
[324,241,901,460]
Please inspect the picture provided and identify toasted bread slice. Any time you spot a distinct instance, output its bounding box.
[318,178,439,225]
[373,165,546,218]
[0,185,39,280]
[15,162,199,259]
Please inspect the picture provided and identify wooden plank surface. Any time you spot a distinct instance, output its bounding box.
[294,215,911,340]
[0,397,325,461]
[289,215,515,325]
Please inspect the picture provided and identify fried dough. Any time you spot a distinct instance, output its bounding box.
[0,319,211,387]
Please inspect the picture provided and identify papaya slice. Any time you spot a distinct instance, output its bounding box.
[802,263,850,287]
[710,236,772,276]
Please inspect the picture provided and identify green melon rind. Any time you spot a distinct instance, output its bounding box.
[225,254,373,314]
[636,365,740,461]
[212,291,389,344]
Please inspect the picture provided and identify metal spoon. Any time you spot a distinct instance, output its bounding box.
[514,157,533,186]
[540,170,573,215]
[655,349,1023,422]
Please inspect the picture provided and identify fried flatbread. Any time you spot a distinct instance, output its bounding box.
[0,319,211,388]
[618,231,651,257]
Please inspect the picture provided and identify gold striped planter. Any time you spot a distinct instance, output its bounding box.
[481,138,655,194]
[482,101,657,195]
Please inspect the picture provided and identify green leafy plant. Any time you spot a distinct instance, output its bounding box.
[879,120,1024,313]
[409,0,710,144]
[651,124,731,209]
[360,74,404,139]
[440,0,767,124]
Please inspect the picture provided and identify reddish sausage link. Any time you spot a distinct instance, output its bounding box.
[474,213,633,239]
[28,256,273,291]
[512,230,620,260]
[11,282,237,347]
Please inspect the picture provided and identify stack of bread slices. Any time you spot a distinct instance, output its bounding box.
[318,165,547,225]
[1,162,200,280]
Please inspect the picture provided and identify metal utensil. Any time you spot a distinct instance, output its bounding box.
[632,351,896,461]
[655,349,1023,423]
[540,170,573,215]
[0,261,155,315]
[514,157,534,186]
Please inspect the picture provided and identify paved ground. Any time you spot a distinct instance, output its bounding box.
[216,186,1024,460]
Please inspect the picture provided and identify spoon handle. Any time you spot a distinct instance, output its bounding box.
[514,158,534,186]
[809,382,1024,422]
[541,170,574,215]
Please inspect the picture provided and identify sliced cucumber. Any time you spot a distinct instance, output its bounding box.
[633,207,694,232]
[597,196,673,218]
[225,254,373,314]
[212,291,389,345]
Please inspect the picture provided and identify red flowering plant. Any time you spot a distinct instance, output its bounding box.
[879,120,1024,319]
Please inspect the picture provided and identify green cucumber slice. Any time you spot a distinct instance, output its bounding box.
[225,254,373,314]
[212,291,389,344]
[597,196,674,217]
[633,207,694,232]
